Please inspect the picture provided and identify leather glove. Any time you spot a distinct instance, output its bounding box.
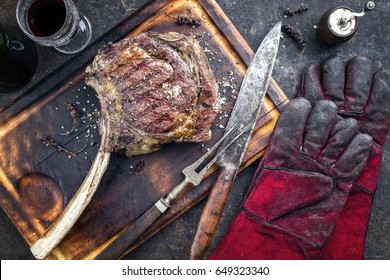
[298,56,390,259]
[210,98,373,259]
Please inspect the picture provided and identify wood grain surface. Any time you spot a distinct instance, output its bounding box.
[0,0,287,259]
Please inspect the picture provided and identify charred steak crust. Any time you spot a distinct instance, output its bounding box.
[85,32,220,156]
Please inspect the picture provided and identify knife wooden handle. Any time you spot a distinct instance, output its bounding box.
[95,200,167,260]
[190,163,238,260]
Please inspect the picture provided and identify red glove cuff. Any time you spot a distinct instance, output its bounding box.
[245,168,334,222]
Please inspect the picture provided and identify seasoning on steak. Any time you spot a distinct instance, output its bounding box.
[85,31,220,157]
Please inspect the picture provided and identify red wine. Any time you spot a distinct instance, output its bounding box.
[27,0,67,37]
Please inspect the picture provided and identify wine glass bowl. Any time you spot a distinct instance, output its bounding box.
[16,0,92,54]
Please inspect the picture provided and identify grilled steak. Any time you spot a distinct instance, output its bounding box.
[85,32,220,156]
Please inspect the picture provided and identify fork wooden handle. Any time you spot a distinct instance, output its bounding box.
[190,163,238,260]
[95,200,166,259]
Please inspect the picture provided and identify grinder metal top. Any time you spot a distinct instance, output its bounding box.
[318,1,375,45]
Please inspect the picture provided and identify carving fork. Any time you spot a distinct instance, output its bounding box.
[95,125,243,259]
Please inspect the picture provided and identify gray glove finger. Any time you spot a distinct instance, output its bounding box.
[332,133,373,181]
[344,56,373,113]
[317,118,359,167]
[321,56,346,109]
[299,64,324,104]
[302,100,338,159]
[267,98,312,161]
[357,70,390,144]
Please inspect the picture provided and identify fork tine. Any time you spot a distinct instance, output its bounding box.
[199,130,244,177]
[184,124,237,173]
[183,124,245,186]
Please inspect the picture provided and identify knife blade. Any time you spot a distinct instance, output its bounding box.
[190,22,281,259]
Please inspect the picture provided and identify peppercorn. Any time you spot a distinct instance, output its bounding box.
[59,102,79,136]
[283,5,309,16]
[191,19,201,27]
[41,137,76,157]
[281,24,306,54]
[173,15,201,28]
[177,16,189,25]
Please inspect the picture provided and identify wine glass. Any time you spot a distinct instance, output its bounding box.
[16,0,92,54]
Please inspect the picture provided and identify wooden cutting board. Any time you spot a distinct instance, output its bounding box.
[0,0,287,259]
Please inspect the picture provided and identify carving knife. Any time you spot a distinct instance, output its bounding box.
[190,22,281,259]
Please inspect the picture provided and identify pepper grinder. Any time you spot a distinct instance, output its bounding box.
[318,1,376,45]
